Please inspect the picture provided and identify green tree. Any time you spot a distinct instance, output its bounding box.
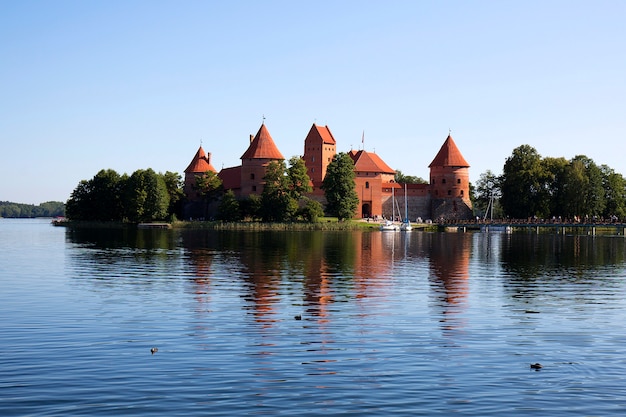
[194,171,223,220]
[162,171,184,220]
[601,165,626,219]
[500,145,545,218]
[240,194,261,221]
[260,160,297,222]
[540,157,569,217]
[322,152,359,221]
[560,156,605,220]
[217,190,242,221]
[473,170,502,219]
[286,156,312,199]
[395,170,427,184]
[299,197,324,222]
[66,169,124,221]
[124,169,170,222]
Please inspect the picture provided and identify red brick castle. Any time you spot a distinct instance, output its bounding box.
[184,122,472,221]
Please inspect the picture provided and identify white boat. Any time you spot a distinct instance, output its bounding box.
[380,219,399,231]
[380,186,399,231]
[400,183,412,232]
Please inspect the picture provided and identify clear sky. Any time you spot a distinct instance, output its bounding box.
[2,1,625,205]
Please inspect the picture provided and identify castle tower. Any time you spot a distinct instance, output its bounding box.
[303,124,336,192]
[184,146,217,201]
[240,123,284,196]
[429,134,473,219]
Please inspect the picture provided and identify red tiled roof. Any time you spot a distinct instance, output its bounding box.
[240,123,284,160]
[310,124,336,145]
[185,146,217,173]
[350,150,395,174]
[428,135,470,168]
[218,166,241,190]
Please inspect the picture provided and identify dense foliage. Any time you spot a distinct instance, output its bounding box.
[322,152,360,221]
[259,157,321,222]
[478,145,626,220]
[0,201,65,218]
[66,169,183,222]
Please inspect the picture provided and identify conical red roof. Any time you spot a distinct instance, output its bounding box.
[428,135,469,168]
[240,123,284,160]
[185,146,217,173]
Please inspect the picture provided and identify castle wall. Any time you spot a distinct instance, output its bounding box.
[381,194,433,221]
[431,198,473,221]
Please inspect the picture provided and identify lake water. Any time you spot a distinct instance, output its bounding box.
[2,219,626,416]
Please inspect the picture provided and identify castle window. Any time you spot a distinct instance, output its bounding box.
[312,157,315,162]
[312,168,315,172]
[252,186,257,192]
[447,190,452,196]
[457,179,461,184]
[250,173,255,180]
[365,182,369,189]
[442,178,446,184]
[460,190,464,196]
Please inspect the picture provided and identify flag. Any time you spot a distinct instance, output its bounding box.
[362,130,364,144]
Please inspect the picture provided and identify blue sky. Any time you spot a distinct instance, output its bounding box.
[2,1,625,205]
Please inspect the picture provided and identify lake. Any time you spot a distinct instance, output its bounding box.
[2,218,626,416]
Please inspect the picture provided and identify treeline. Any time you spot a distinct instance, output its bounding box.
[0,201,65,218]
[473,145,626,220]
[66,168,184,222]
[65,153,360,223]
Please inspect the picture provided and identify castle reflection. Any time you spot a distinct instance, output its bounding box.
[179,230,471,332]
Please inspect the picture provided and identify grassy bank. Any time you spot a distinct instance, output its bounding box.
[172,218,382,231]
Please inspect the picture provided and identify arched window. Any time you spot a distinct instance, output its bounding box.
[460,190,464,196]
[442,178,446,184]
[365,182,370,189]
[457,178,461,184]
[250,173,255,180]
[447,190,452,196]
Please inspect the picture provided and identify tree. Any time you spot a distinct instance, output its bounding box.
[601,165,626,219]
[217,190,242,221]
[286,156,312,199]
[299,198,324,222]
[260,160,297,222]
[473,170,502,219]
[66,169,125,221]
[322,152,359,221]
[500,145,545,218]
[194,171,223,220]
[395,170,427,184]
[162,171,185,220]
[124,169,170,222]
[540,157,569,218]
[240,194,261,221]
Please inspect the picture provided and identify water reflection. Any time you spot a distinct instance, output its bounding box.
[499,234,626,307]
[65,228,626,329]
[425,233,471,332]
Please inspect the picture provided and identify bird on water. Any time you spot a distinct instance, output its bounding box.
[530,363,542,370]
[150,347,158,355]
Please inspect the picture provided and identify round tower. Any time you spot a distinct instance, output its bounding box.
[429,134,472,219]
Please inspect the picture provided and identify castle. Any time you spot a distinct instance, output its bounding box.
[184,122,473,221]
